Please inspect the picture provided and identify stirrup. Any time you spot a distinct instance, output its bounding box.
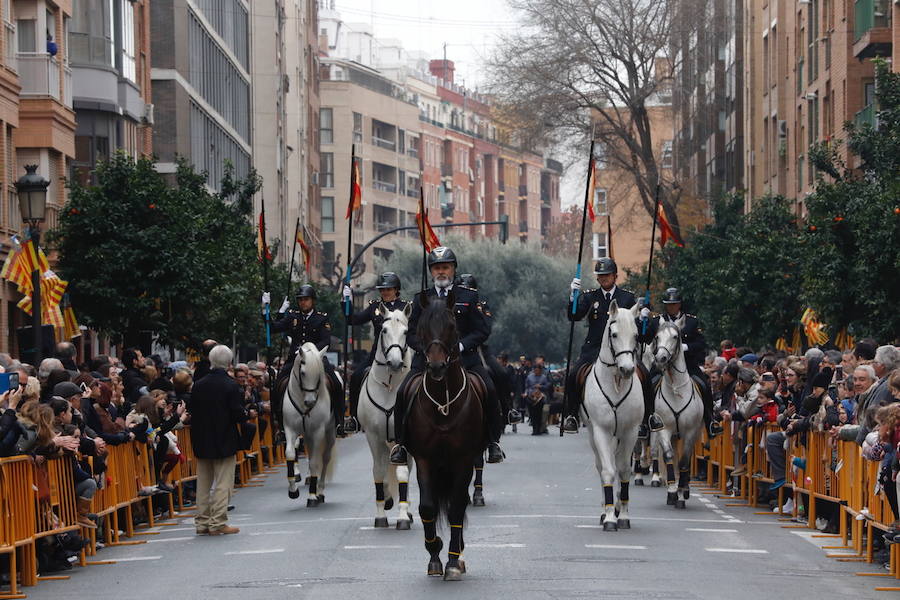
[648,413,664,432]
[707,421,723,438]
[487,442,504,464]
[637,424,649,440]
[563,415,579,433]
[344,416,359,434]
[507,409,523,425]
[390,444,408,465]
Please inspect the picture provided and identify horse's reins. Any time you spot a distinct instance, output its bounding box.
[592,317,636,437]
[364,320,409,440]
[655,327,698,436]
[285,356,323,435]
[423,365,468,417]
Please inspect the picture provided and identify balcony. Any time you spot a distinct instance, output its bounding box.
[441,163,453,178]
[853,0,893,59]
[407,148,418,159]
[854,104,877,129]
[18,53,61,101]
[372,136,396,151]
[63,65,72,108]
[4,22,16,72]
[518,221,529,233]
[374,221,395,233]
[518,184,527,198]
[373,180,397,193]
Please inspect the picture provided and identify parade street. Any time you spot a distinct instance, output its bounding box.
[27,431,880,600]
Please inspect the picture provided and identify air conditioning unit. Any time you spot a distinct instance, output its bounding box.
[143,103,155,125]
[778,120,787,138]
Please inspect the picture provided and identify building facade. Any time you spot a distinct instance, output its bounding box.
[743,0,896,211]
[151,0,251,189]
[251,0,321,277]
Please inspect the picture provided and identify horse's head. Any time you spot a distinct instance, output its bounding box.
[605,300,638,378]
[378,302,412,372]
[417,289,458,381]
[296,342,326,409]
[652,321,682,370]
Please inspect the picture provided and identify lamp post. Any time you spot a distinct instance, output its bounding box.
[15,165,50,365]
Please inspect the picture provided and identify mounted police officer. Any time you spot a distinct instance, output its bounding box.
[389,247,505,465]
[342,272,411,434]
[646,287,722,438]
[457,273,521,428]
[266,284,346,437]
[563,257,647,433]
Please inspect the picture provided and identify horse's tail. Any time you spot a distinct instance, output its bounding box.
[429,464,454,527]
[323,448,337,483]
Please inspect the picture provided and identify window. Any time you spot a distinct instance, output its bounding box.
[16,18,34,51]
[398,129,405,154]
[661,141,673,169]
[320,108,333,144]
[321,196,334,233]
[322,241,335,272]
[352,112,362,143]
[595,143,608,169]
[592,232,608,260]
[398,169,406,195]
[120,0,135,82]
[70,0,114,67]
[595,188,608,216]
[320,152,334,188]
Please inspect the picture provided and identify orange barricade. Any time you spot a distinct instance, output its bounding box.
[0,456,37,597]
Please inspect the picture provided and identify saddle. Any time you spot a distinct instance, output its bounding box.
[576,363,592,396]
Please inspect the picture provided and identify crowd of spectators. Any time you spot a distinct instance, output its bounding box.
[705,339,900,567]
[0,341,274,572]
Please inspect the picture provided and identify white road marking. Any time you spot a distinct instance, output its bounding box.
[249,530,303,536]
[686,528,738,533]
[568,515,742,525]
[146,536,196,543]
[107,556,163,562]
[465,543,526,548]
[343,545,404,550]
[585,544,647,550]
[224,549,285,555]
[705,548,768,554]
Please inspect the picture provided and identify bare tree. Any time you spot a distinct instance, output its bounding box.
[488,0,695,233]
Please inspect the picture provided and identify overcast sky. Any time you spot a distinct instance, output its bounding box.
[332,0,518,89]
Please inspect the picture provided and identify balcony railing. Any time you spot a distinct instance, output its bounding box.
[372,136,396,151]
[406,188,419,199]
[373,180,397,193]
[854,0,891,41]
[374,221,395,233]
[63,65,72,108]
[406,148,418,158]
[854,104,877,129]
[18,53,60,100]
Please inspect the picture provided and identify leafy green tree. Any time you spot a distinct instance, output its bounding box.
[49,154,264,351]
[376,237,573,362]
[805,59,900,341]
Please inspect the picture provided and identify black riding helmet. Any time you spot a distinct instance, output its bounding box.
[593,257,618,275]
[458,273,478,290]
[661,287,682,304]
[375,272,401,290]
[295,284,317,300]
[427,246,457,268]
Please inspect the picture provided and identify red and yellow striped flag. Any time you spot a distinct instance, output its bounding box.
[586,157,597,223]
[0,244,32,293]
[297,227,311,275]
[346,156,362,220]
[416,207,441,252]
[63,306,80,339]
[256,212,271,262]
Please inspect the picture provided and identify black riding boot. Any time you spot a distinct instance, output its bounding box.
[563,355,591,433]
[639,371,664,439]
[390,371,416,465]
[470,364,504,463]
[693,374,722,437]
[346,365,367,433]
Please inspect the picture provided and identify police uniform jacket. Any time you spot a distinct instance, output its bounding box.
[652,312,706,372]
[408,285,490,370]
[348,298,410,364]
[567,286,636,359]
[271,309,332,356]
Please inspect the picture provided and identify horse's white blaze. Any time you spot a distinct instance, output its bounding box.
[283,342,336,502]
[582,301,644,528]
[357,308,413,524]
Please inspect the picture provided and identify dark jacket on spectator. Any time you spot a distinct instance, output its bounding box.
[187,368,247,459]
[121,367,146,406]
[0,408,22,457]
[80,398,129,445]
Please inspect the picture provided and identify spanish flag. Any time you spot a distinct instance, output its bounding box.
[586,157,597,223]
[297,227,311,275]
[346,155,362,220]
[416,206,441,253]
[657,203,684,248]
[256,212,271,262]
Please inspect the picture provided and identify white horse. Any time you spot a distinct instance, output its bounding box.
[358,304,414,529]
[652,319,704,509]
[582,300,644,531]
[283,342,336,507]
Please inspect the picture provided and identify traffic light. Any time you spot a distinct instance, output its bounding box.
[499,214,509,244]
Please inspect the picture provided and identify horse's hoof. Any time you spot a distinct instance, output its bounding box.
[600,514,605,523]
[634,479,645,486]
[307,498,319,508]
[384,497,394,511]
[305,477,311,485]
[458,559,466,574]
[443,566,463,581]
[618,519,631,529]
[675,499,686,509]
[427,559,443,577]
[374,517,389,528]
[396,518,411,531]
[666,492,677,506]
[682,489,690,500]
[651,480,662,488]
[288,489,300,499]
[472,494,485,507]
[614,508,620,518]
[603,520,618,532]
[317,494,325,503]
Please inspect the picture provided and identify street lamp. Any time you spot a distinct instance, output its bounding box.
[15,165,50,365]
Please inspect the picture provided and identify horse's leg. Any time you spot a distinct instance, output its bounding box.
[306,427,321,507]
[472,454,485,507]
[633,439,644,486]
[368,433,389,527]
[284,424,300,499]
[444,464,473,581]
[589,423,619,530]
[395,459,412,529]
[657,427,679,506]
[317,427,334,504]
[650,439,662,488]
[416,459,443,577]
[676,436,693,509]
[616,433,637,529]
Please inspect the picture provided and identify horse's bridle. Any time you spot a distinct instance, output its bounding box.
[598,318,636,368]
[286,357,322,417]
[654,323,687,374]
[371,320,409,388]
[423,365,468,416]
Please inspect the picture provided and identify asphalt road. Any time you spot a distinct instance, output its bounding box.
[29,430,884,599]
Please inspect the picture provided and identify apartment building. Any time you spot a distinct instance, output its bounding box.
[743,0,895,211]
[251,0,322,275]
[151,0,252,189]
[0,0,75,353]
[318,57,422,277]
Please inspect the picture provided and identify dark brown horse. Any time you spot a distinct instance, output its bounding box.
[405,290,487,581]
